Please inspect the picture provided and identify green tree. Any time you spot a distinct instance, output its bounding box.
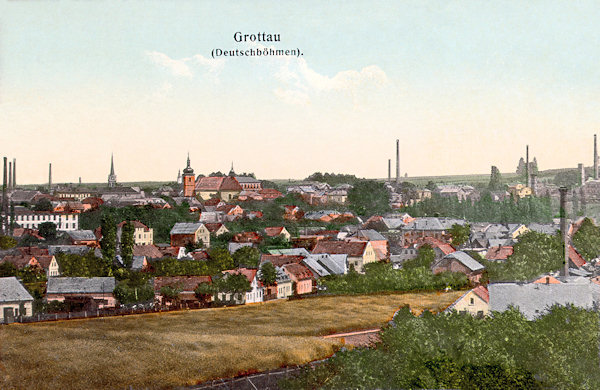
[0,261,18,277]
[259,261,277,286]
[38,222,57,240]
[33,198,52,211]
[347,180,391,217]
[159,284,183,304]
[488,165,503,191]
[207,248,234,272]
[232,246,260,267]
[56,250,111,277]
[120,221,135,268]
[0,235,17,250]
[572,217,600,261]
[402,244,436,269]
[448,223,471,246]
[100,214,116,270]
[113,281,154,305]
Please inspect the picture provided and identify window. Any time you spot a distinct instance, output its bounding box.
[469,298,474,305]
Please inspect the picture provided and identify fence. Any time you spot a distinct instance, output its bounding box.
[1,303,196,325]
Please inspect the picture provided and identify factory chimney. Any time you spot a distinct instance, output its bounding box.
[2,157,7,234]
[578,163,585,186]
[388,159,391,183]
[559,187,569,278]
[595,134,598,180]
[48,163,52,192]
[8,161,12,190]
[395,139,400,186]
[12,158,16,189]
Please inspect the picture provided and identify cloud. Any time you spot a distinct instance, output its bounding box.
[145,51,225,78]
[273,88,310,105]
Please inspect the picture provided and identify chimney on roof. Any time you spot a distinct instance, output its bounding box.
[388,159,391,183]
[559,186,569,278]
[395,139,400,186]
[578,163,585,186]
[12,158,16,189]
[595,134,598,180]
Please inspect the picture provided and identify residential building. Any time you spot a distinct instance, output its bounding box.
[432,251,485,284]
[264,226,291,241]
[195,176,243,201]
[67,230,98,246]
[117,221,153,246]
[46,277,117,309]
[275,266,293,299]
[283,263,314,295]
[153,276,212,306]
[312,240,377,273]
[169,223,210,248]
[235,176,262,191]
[11,207,79,231]
[445,286,489,317]
[221,268,264,304]
[204,223,229,237]
[0,277,33,322]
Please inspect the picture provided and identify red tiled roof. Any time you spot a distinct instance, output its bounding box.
[471,285,489,303]
[133,245,164,259]
[312,241,368,257]
[264,227,285,237]
[118,220,150,230]
[261,255,304,267]
[569,245,586,268]
[204,198,223,206]
[196,176,242,192]
[233,231,262,243]
[217,204,241,214]
[1,255,38,269]
[259,188,283,199]
[223,267,257,284]
[204,223,226,233]
[190,250,209,261]
[17,247,49,256]
[153,276,211,292]
[485,246,514,261]
[36,255,55,270]
[283,263,313,280]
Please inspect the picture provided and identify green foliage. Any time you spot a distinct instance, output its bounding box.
[488,165,503,190]
[113,281,154,304]
[100,214,116,268]
[402,245,436,269]
[120,221,135,268]
[232,246,260,267]
[207,248,234,273]
[159,283,183,302]
[0,261,18,277]
[18,266,47,283]
[209,232,234,249]
[33,198,52,211]
[573,217,600,261]
[403,192,553,224]
[554,169,582,188]
[347,180,391,217]
[483,231,563,281]
[258,235,292,253]
[150,257,209,277]
[0,235,17,250]
[215,273,251,293]
[38,222,57,240]
[322,263,468,294]
[194,282,216,297]
[448,223,471,246]
[56,251,111,277]
[304,172,358,186]
[282,306,600,390]
[259,261,277,286]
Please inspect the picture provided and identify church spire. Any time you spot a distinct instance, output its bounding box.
[110,153,115,175]
[108,153,117,187]
[228,161,236,177]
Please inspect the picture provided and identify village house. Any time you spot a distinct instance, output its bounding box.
[347,229,389,260]
[275,266,294,299]
[0,277,34,322]
[169,222,210,248]
[195,176,243,201]
[401,217,448,244]
[485,246,514,262]
[312,240,377,273]
[445,285,489,317]
[67,230,98,246]
[46,277,117,310]
[216,204,244,221]
[204,223,229,236]
[431,251,485,284]
[264,226,291,241]
[0,254,40,270]
[260,254,304,268]
[283,205,304,221]
[133,244,164,260]
[153,276,212,306]
[302,253,348,277]
[233,231,262,244]
[117,221,153,246]
[203,197,226,211]
[235,176,262,191]
[259,188,283,200]
[283,263,314,295]
[220,268,264,304]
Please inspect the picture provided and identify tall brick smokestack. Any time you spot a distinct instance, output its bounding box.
[388,159,391,183]
[595,134,598,180]
[526,145,530,187]
[395,139,400,186]
[2,157,7,235]
[559,187,569,278]
[8,161,12,190]
[48,163,52,192]
[12,159,16,189]
[578,163,585,186]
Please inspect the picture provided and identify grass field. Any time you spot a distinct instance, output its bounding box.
[0,291,461,389]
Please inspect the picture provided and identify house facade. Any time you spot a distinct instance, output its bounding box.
[46,277,117,309]
[195,176,243,200]
[118,221,154,246]
[445,286,489,317]
[170,222,210,248]
[312,241,377,273]
[12,207,79,231]
[0,277,34,322]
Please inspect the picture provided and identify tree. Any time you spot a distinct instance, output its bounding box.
[572,217,600,261]
[448,223,471,246]
[120,221,135,268]
[159,284,183,305]
[113,280,154,305]
[488,166,503,191]
[259,262,277,286]
[0,261,18,277]
[232,246,260,267]
[403,244,436,269]
[33,198,52,211]
[38,222,57,240]
[0,235,17,250]
[207,248,234,272]
[425,181,437,192]
[347,180,391,217]
[100,214,116,270]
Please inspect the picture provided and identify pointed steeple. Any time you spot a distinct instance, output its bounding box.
[183,153,194,175]
[110,153,115,175]
[108,153,117,187]
[228,161,236,177]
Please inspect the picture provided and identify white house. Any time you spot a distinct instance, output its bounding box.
[12,207,79,231]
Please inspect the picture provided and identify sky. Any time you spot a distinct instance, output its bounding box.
[1,1,600,184]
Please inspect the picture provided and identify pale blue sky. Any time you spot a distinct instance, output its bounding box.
[1,1,600,184]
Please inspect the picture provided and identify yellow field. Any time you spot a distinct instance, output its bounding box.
[0,291,462,389]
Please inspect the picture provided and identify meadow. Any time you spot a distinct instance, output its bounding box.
[0,291,461,389]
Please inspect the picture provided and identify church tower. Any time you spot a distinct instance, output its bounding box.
[108,154,117,187]
[182,154,195,197]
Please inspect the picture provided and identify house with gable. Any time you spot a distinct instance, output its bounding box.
[0,277,34,322]
[282,263,314,295]
[220,268,264,304]
[275,266,294,299]
[46,277,117,310]
[312,240,377,273]
[204,223,229,237]
[264,226,291,241]
[347,229,389,260]
[445,285,489,317]
[169,222,210,248]
[117,221,153,246]
[432,251,485,284]
[195,176,243,201]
